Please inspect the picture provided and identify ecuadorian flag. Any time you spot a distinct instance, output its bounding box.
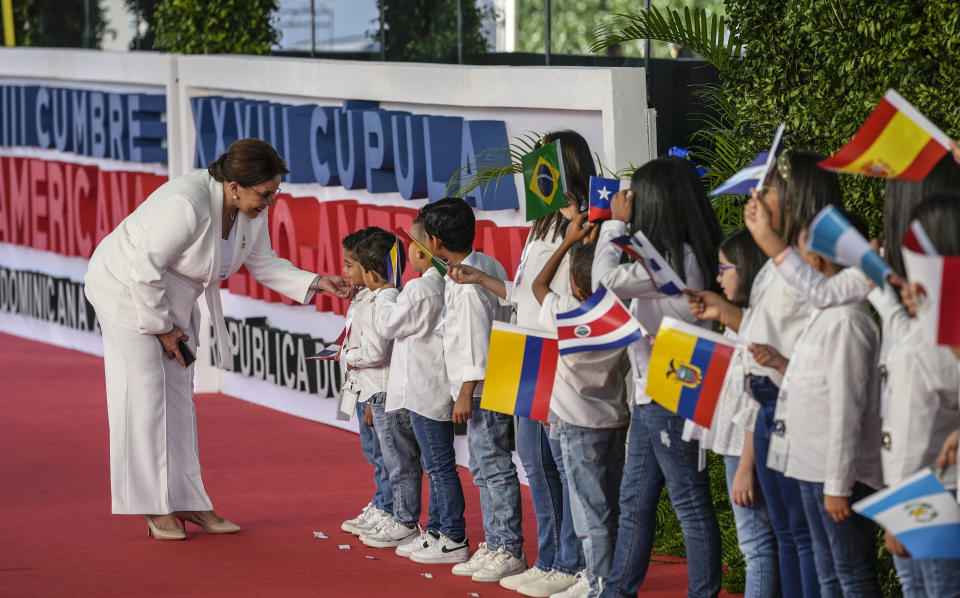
[646,317,735,427]
[480,322,558,422]
[819,89,951,180]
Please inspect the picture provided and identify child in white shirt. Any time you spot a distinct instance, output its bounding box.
[372,217,469,564]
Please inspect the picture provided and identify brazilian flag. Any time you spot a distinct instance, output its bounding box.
[521,140,567,221]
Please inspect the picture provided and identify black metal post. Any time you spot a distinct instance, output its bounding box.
[310,0,316,58]
[379,1,386,60]
[644,0,651,67]
[457,0,463,64]
[544,0,551,66]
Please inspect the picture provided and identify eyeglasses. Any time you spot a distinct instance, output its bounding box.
[717,264,739,275]
[247,185,281,203]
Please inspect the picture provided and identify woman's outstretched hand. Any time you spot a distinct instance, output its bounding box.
[157,327,189,368]
[316,275,356,299]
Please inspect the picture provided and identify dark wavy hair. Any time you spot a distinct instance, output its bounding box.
[884,154,960,276]
[718,228,766,308]
[207,138,290,186]
[909,193,960,255]
[629,156,721,289]
[764,149,842,247]
[530,130,597,242]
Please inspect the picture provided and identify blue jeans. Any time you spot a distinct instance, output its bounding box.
[555,421,627,598]
[369,393,421,525]
[751,377,819,598]
[894,555,960,597]
[468,396,523,556]
[517,417,583,574]
[797,481,879,597]
[724,455,779,598]
[409,412,466,539]
[601,402,721,598]
[356,400,392,514]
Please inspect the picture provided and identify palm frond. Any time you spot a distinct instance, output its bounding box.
[591,6,743,73]
[447,131,542,198]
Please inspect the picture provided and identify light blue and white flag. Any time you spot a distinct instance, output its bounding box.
[808,204,891,287]
[853,468,960,559]
[710,123,785,196]
[610,230,686,296]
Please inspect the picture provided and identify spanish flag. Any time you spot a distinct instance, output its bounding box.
[480,322,558,422]
[819,89,952,180]
[646,317,735,427]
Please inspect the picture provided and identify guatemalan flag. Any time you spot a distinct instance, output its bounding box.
[901,221,960,346]
[554,284,647,355]
[610,230,686,295]
[853,468,960,559]
[808,205,891,287]
[710,123,785,196]
[588,176,622,222]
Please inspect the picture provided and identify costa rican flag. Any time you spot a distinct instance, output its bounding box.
[610,230,686,296]
[901,220,960,346]
[710,123,785,196]
[807,205,891,287]
[588,176,621,222]
[853,468,960,559]
[555,284,647,355]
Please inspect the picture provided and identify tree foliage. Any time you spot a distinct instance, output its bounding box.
[12,0,107,48]
[125,0,164,50]
[373,0,494,63]
[152,0,280,55]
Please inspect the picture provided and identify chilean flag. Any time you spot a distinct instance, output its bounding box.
[555,284,647,355]
[610,230,686,296]
[901,220,960,346]
[588,176,621,222]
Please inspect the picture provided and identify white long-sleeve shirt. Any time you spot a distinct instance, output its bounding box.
[373,268,451,420]
[441,250,510,400]
[869,286,960,489]
[342,288,393,402]
[502,235,571,329]
[777,302,883,496]
[702,329,754,457]
[592,220,705,404]
[773,247,873,309]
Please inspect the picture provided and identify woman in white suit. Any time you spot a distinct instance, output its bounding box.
[85,138,351,540]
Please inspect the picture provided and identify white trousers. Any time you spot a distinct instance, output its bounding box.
[99,316,213,515]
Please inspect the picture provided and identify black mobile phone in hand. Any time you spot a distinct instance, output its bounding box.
[177,340,196,367]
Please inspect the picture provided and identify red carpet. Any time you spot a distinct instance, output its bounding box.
[0,332,727,598]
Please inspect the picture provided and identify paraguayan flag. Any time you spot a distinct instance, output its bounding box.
[853,468,960,559]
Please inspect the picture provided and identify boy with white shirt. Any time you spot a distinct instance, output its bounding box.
[339,228,394,538]
[751,216,882,596]
[533,213,630,598]
[420,197,527,583]
[371,218,470,563]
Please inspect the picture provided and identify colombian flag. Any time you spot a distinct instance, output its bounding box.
[480,322,558,422]
[386,236,404,287]
[819,89,952,180]
[646,317,735,427]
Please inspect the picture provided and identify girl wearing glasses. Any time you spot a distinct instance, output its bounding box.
[84,138,353,540]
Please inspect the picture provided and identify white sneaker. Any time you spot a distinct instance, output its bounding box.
[352,508,390,537]
[395,527,436,558]
[410,533,470,564]
[360,519,419,548]
[500,566,550,590]
[450,541,494,575]
[341,502,373,534]
[549,572,589,598]
[471,547,527,583]
[518,570,578,597]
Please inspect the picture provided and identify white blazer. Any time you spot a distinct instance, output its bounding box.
[85,170,318,369]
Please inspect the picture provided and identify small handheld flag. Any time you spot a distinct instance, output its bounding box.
[901,221,960,347]
[395,228,448,276]
[808,205,891,287]
[710,123,785,196]
[522,140,568,221]
[668,146,709,178]
[610,231,686,295]
[853,468,960,559]
[646,317,736,427]
[819,89,951,180]
[588,176,621,222]
[306,330,346,361]
[480,322,558,422]
[555,284,646,355]
[386,236,404,287]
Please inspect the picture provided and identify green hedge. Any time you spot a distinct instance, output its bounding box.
[152,0,279,55]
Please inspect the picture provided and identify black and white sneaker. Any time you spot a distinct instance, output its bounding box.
[360,519,419,548]
[395,526,437,558]
[410,533,471,564]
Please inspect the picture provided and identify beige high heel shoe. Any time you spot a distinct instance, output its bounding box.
[142,515,186,540]
[175,511,242,534]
